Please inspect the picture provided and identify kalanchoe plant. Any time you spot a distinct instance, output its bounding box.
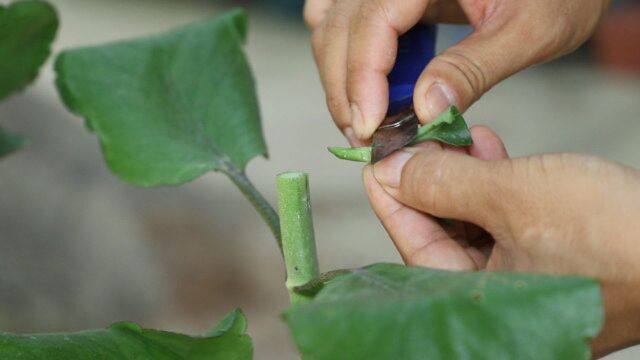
[0,3,605,359]
[54,8,280,246]
[283,264,601,359]
[0,0,58,157]
[0,309,252,359]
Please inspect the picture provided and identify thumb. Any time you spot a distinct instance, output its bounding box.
[372,148,514,229]
[413,22,553,122]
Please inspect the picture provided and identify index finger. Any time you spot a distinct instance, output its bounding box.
[346,0,431,140]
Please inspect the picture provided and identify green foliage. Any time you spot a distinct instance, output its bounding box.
[206,308,248,337]
[0,0,58,158]
[328,106,472,163]
[0,0,58,101]
[284,263,603,360]
[327,146,371,163]
[54,9,281,243]
[410,105,472,146]
[0,127,26,157]
[37,6,604,360]
[0,309,252,359]
[54,9,266,186]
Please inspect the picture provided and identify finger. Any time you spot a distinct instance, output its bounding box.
[312,1,358,140]
[372,148,512,229]
[304,0,335,29]
[417,134,492,249]
[421,127,504,252]
[346,0,432,140]
[363,165,483,270]
[442,143,467,155]
[468,125,509,160]
[413,14,560,123]
[413,140,443,151]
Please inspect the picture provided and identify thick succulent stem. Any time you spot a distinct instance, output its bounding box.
[276,171,320,305]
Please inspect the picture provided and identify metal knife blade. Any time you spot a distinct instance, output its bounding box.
[371,109,419,163]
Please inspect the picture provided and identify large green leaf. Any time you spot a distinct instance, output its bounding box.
[284,263,603,360]
[54,9,266,186]
[0,308,252,359]
[0,127,26,158]
[0,0,58,100]
[206,308,248,337]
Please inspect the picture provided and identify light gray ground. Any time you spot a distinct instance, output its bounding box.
[0,0,639,358]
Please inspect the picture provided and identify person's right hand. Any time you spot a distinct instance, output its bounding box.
[363,127,640,356]
[305,0,611,144]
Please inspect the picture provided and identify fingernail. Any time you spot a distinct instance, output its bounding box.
[425,83,456,120]
[343,127,364,147]
[373,151,414,189]
[350,103,367,140]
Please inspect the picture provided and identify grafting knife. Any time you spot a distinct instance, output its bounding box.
[371,24,436,163]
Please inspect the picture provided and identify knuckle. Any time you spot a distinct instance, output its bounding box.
[353,0,396,31]
[519,153,583,183]
[554,153,628,189]
[323,5,349,33]
[511,2,599,63]
[517,23,572,61]
[370,0,393,24]
[436,49,489,102]
[503,154,586,222]
[551,1,604,54]
[303,0,333,29]
[303,9,320,29]
[501,154,592,249]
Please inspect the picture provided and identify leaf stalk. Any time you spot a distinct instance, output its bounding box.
[224,166,282,251]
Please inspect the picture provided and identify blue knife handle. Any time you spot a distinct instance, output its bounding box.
[387,24,437,116]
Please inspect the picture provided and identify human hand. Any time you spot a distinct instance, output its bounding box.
[305,0,611,144]
[363,126,640,355]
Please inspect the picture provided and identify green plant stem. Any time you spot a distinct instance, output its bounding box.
[328,146,371,163]
[276,172,320,305]
[224,166,282,252]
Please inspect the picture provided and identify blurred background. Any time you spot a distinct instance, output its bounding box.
[0,0,639,358]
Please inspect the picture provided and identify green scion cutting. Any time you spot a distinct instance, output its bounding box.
[328,106,473,163]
